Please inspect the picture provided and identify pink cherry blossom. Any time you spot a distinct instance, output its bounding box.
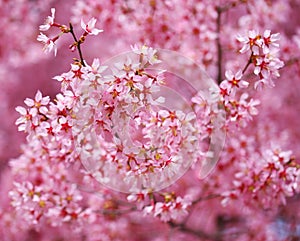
[39,8,56,31]
[81,18,103,36]
[223,69,249,94]
[236,30,263,54]
[37,33,58,56]
[262,30,280,53]
[1,2,300,241]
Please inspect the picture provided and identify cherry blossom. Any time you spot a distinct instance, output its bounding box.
[39,8,56,31]
[81,18,103,36]
[37,33,58,56]
[236,30,263,54]
[262,30,280,53]
[1,1,300,241]
[24,90,50,114]
[222,69,249,95]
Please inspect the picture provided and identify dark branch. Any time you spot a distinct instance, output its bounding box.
[216,0,249,84]
[242,52,253,74]
[168,221,217,240]
[192,193,221,205]
[216,6,223,85]
[69,22,86,66]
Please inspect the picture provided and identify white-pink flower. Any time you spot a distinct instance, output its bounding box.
[37,33,57,56]
[24,90,50,114]
[236,30,263,54]
[154,202,172,222]
[221,70,249,96]
[262,30,280,53]
[15,106,38,132]
[81,18,103,36]
[39,8,56,31]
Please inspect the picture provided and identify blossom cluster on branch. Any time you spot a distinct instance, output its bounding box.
[1,1,300,241]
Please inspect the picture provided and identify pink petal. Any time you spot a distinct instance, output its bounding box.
[15,106,27,115]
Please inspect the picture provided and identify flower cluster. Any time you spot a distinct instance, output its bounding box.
[8,136,91,229]
[2,1,300,241]
[192,69,260,134]
[68,46,201,191]
[128,190,191,222]
[237,30,284,89]
[15,90,50,133]
[222,147,300,209]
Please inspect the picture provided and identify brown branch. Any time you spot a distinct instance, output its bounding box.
[216,0,249,84]
[242,52,254,74]
[95,206,137,216]
[69,22,86,66]
[165,194,221,240]
[216,6,223,85]
[284,57,299,67]
[192,193,221,205]
[168,221,217,240]
[218,0,248,13]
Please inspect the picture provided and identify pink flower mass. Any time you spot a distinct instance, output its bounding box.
[1,1,300,241]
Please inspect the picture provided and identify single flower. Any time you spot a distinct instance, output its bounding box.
[37,33,58,56]
[39,8,56,31]
[81,18,103,36]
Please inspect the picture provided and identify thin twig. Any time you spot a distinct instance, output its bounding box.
[284,57,299,67]
[216,0,249,84]
[95,206,137,216]
[242,52,253,74]
[216,6,223,85]
[165,194,221,240]
[168,221,217,240]
[218,0,247,13]
[192,193,221,205]
[69,22,86,66]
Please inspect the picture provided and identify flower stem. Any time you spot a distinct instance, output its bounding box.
[242,52,253,74]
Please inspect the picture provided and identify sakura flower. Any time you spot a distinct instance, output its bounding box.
[39,8,56,31]
[81,18,103,36]
[131,45,161,65]
[171,197,191,219]
[15,107,41,136]
[82,58,108,81]
[37,121,54,137]
[154,202,172,222]
[244,98,260,116]
[254,56,271,79]
[37,33,58,56]
[145,195,191,222]
[224,69,249,91]
[53,72,73,91]
[253,50,284,89]
[219,81,231,100]
[24,90,50,115]
[236,30,263,54]
[58,184,83,206]
[15,106,38,132]
[262,30,280,53]
[127,189,149,203]
[58,116,72,133]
